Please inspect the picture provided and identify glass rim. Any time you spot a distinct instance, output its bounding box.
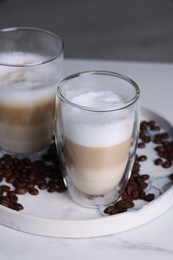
[57,70,140,112]
[0,27,64,67]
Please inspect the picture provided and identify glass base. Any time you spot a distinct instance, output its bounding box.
[66,176,120,208]
[0,147,49,161]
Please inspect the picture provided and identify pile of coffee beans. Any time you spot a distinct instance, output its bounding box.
[104,120,173,215]
[0,143,67,211]
[0,120,173,215]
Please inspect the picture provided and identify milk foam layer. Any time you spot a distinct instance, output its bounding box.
[0,52,63,104]
[62,91,133,147]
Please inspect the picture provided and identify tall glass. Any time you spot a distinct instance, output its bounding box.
[0,27,64,155]
[56,71,140,207]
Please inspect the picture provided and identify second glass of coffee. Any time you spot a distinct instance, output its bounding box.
[0,27,64,155]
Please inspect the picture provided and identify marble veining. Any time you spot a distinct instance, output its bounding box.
[116,237,173,255]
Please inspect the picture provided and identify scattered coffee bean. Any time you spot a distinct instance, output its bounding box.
[154,158,163,165]
[138,142,145,148]
[138,155,147,162]
[162,161,172,169]
[1,185,11,192]
[15,186,27,195]
[104,119,173,216]
[28,187,39,196]
[1,120,173,215]
[0,141,68,211]
[145,193,155,202]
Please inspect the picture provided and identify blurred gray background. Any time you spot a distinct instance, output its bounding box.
[0,0,173,62]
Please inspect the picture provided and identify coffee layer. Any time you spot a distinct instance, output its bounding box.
[64,137,131,195]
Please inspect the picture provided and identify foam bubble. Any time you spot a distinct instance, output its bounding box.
[61,91,134,147]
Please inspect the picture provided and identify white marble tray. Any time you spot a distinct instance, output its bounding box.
[0,107,173,238]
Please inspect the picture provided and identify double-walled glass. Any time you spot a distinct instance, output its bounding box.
[0,27,64,155]
[56,71,140,207]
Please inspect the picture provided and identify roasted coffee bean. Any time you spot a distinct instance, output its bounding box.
[145,193,155,202]
[138,142,145,148]
[28,171,37,181]
[57,186,67,193]
[13,203,24,211]
[162,161,172,169]
[1,185,11,192]
[104,205,114,214]
[154,158,163,165]
[132,189,139,199]
[9,194,18,204]
[6,175,16,183]
[139,181,148,189]
[28,187,39,196]
[48,179,56,188]
[47,187,57,193]
[121,193,133,202]
[110,207,120,215]
[124,200,134,209]
[25,183,35,189]
[140,174,150,180]
[138,155,147,162]
[155,146,165,152]
[1,199,11,208]
[38,183,48,190]
[3,169,13,177]
[150,125,160,131]
[139,190,146,200]
[15,186,27,195]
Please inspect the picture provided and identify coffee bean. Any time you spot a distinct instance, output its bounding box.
[15,186,27,195]
[28,187,39,196]
[154,158,163,165]
[1,185,11,192]
[48,179,56,188]
[162,161,172,169]
[138,155,147,162]
[145,193,155,202]
[47,187,57,193]
[110,207,120,215]
[104,205,114,214]
[13,203,24,211]
[57,186,67,193]
[121,193,133,202]
[138,142,145,148]
[6,175,16,183]
[9,194,18,204]
[140,174,150,180]
[132,189,139,199]
[139,190,146,200]
[124,200,134,209]
[3,169,13,177]
[38,183,47,190]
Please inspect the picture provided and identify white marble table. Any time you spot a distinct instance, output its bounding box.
[0,59,173,259]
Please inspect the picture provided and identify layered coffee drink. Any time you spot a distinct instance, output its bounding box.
[0,51,63,153]
[60,91,134,196]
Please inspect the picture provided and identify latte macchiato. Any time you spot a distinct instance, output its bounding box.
[60,91,134,196]
[0,52,63,153]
